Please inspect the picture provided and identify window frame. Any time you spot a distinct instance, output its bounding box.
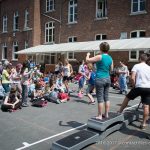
[68,0,77,24]
[95,34,107,40]
[131,0,146,14]
[12,41,18,60]
[120,32,128,39]
[67,36,77,60]
[2,43,8,60]
[130,30,146,38]
[13,11,19,31]
[45,21,55,44]
[96,0,107,19]
[129,50,139,61]
[46,0,55,12]
[2,15,8,33]
[24,9,29,29]
[25,41,29,49]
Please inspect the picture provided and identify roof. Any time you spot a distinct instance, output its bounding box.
[16,38,150,55]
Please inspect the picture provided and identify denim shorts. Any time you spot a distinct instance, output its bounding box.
[79,76,85,89]
[95,78,111,103]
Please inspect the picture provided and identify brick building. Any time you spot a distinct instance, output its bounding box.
[0,0,150,69]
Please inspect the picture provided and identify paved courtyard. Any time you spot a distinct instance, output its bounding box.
[0,83,150,150]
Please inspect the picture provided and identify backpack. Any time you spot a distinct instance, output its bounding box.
[58,93,70,101]
[89,71,96,85]
[32,97,47,107]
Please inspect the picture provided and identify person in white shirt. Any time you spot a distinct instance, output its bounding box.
[119,54,150,129]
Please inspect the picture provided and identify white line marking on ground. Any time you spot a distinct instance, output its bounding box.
[16,103,140,150]
[15,124,87,150]
[22,142,30,146]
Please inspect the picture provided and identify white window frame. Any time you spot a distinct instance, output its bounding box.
[45,21,55,44]
[25,41,29,49]
[2,43,7,60]
[67,36,77,60]
[68,0,77,23]
[24,9,29,29]
[120,32,128,39]
[95,34,107,40]
[96,0,107,19]
[130,30,146,38]
[129,50,139,61]
[131,0,146,14]
[13,11,19,31]
[68,36,77,42]
[12,41,18,60]
[46,0,55,12]
[2,15,7,33]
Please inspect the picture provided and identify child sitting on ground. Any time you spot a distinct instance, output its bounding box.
[1,86,21,112]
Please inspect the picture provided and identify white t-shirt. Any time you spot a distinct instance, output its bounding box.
[132,62,150,88]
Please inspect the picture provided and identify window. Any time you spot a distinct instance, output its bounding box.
[68,0,77,23]
[2,15,7,32]
[130,30,146,38]
[46,0,55,12]
[45,22,55,43]
[120,32,127,39]
[24,9,29,29]
[12,41,18,60]
[68,36,77,42]
[2,43,7,60]
[13,11,19,31]
[25,41,29,49]
[95,34,107,40]
[67,36,77,59]
[129,50,139,61]
[96,0,107,19]
[131,0,146,13]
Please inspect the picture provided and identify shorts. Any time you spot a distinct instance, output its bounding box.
[79,76,85,89]
[127,87,150,105]
[55,71,60,75]
[63,76,70,82]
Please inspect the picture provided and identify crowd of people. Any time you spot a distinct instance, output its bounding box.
[0,42,150,139]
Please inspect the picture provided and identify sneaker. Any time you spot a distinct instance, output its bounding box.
[22,103,29,107]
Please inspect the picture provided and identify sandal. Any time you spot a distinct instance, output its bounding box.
[88,101,95,105]
[139,124,147,130]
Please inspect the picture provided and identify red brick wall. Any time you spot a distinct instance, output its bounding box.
[0,0,150,67]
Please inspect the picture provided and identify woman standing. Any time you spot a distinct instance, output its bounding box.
[62,59,73,93]
[21,63,33,107]
[86,42,113,120]
[2,65,11,93]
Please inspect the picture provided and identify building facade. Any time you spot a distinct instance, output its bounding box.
[0,0,150,69]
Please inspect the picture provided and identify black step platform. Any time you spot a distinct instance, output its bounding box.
[51,130,99,150]
[87,112,124,131]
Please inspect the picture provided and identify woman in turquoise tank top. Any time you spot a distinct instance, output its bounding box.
[86,42,113,120]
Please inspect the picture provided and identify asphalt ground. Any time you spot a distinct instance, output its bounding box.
[0,83,150,150]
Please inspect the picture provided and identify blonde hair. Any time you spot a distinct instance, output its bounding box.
[87,63,93,70]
